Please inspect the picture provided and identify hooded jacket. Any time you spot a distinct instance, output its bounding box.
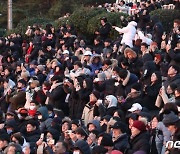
[87,120,101,132]
[89,54,103,76]
[114,21,137,47]
[105,95,118,116]
[74,140,91,154]
[37,106,52,132]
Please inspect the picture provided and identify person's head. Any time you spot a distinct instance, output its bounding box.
[111,122,127,139]
[51,59,60,69]
[113,43,120,52]
[163,103,179,116]
[150,71,162,84]
[0,134,10,149]
[161,40,167,49]
[46,128,60,144]
[54,141,68,154]
[175,86,180,98]
[23,144,30,154]
[128,103,142,113]
[71,119,80,131]
[124,48,137,59]
[93,56,101,64]
[103,59,112,68]
[131,120,146,136]
[166,83,177,95]
[35,65,45,74]
[87,130,98,145]
[104,95,117,108]
[18,108,28,120]
[74,76,83,89]
[151,115,159,129]
[17,79,26,89]
[167,65,179,78]
[29,100,38,111]
[140,43,148,53]
[26,120,37,132]
[118,69,128,81]
[73,61,82,71]
[163,111,179,134]
[35,28,40,35]
[94,37,101,45]
[104,39,111,47]
[6,111,16,121]
[61,121,70,133]
[113,110,124,121]
[91,145,108,154]
[11,132,24,146]
[83,78,93,90]
[4,67,11,76]
[112,66,121,77]
[100,133,113,151]
[87,121,99,132]
[30,80,39,89]
[173,19,180,28]
[74,140,91,154]
[130,83,141,93]
[150,41,158,51]
[90,91,100,103]
[84,51,92,62]
[4,142,22,154]
[51,75,63,84]
[42,81,51,91]
[100,17,107,25]
[3,79,9,89]
[75,127,87,140]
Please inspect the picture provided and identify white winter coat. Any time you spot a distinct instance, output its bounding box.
[114,21,137,47]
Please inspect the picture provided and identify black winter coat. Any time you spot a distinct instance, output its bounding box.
[113,133,130,153]
[142,82,161,110]
[69,89,86,119]
[23,129,41,153]
[126,131,150,154]
[46,84,67,113]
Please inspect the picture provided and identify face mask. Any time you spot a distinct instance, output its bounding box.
[29,105,36,110]
[7,129,13,134]
[73,152,80,154]
[38,115,43,120]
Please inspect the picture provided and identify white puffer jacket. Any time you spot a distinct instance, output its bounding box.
[115,21,137,47]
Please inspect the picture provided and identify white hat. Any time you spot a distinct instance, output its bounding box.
[128,103,142,112]
[84,51,92,56]
[62,50,69,55]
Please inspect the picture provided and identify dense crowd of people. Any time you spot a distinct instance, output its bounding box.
[0,0,180,154]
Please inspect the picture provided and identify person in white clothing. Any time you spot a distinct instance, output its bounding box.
[136,30,153,45]
[113,20,137,48]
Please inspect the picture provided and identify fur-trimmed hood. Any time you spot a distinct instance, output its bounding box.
[124,48,137,59]
[90,54,103,64]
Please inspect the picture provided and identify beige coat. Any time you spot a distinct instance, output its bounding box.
[81,103,94,126]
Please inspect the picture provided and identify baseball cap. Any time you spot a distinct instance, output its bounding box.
[111,121,127,133]
[62,50,69,55]
[128,103,142,112]
[84,51,92,56]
